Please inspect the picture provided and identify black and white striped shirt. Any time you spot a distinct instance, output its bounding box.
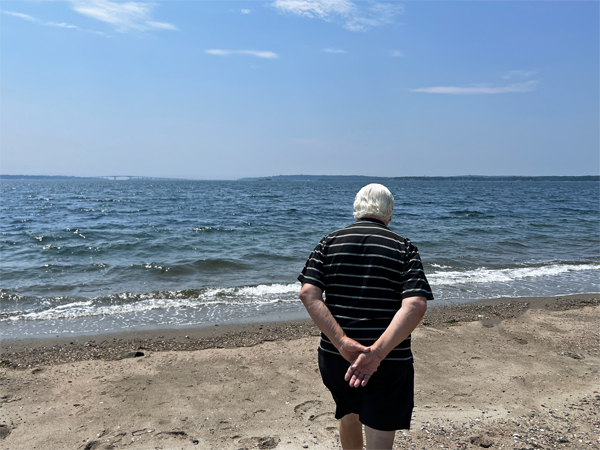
[298,218,434,363]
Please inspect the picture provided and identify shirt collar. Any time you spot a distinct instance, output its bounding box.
[357,217,386,226]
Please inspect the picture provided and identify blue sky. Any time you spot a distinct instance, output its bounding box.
[2,1,598,179]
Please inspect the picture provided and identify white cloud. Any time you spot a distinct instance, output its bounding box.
[69,0,177,32]
[241,9,251,14]
[145,20,177,30]
[323,47,347,54]
[2,9,109,36]
[272,0,355,18]
[205,49,279,59]
[410,80,538,95]
[271,0,401,32]
[503,69,536,80]
[3,11,37,22]
[390,49,404,57]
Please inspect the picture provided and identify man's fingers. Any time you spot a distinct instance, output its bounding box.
[360,374,371,387]
[344,366,354,382]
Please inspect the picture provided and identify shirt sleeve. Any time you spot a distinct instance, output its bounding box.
[298,238,326,290]
[399,240,434,300]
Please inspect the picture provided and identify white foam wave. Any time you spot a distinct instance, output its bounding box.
[200,283,300,298]
[429,263,599,286]
[7,283,302,322]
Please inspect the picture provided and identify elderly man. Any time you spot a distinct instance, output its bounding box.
[298,183,434,450]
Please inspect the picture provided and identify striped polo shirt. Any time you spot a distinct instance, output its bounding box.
[298,218,434,363]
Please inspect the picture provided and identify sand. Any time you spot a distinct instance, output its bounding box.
[1,294,598,450]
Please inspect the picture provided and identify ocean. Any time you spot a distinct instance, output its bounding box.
[1,177,598,339]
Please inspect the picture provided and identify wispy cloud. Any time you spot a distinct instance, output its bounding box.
[69,0,177,32]
[503,69,536,80]
[390,49,404,57]
[323,47,347,54]
[205,49,279,59]
[271,0,402,32]
[411,80,538,95]
[2,10,109,36]
[241,9,251,15]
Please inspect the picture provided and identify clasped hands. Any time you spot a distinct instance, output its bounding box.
[338,336,383,388]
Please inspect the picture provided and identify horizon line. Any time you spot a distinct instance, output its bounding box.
[1,174,599,181]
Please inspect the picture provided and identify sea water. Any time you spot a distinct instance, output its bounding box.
[1,178,598,338]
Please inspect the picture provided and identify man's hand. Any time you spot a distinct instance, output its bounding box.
[344,349,383,388]
[299,283,373,380]
[344,296,428,388]
[338,336,371,365]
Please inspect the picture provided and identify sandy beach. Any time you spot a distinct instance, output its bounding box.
[1,294,598,450]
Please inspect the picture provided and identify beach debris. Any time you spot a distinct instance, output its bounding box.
[558,351,584,359]
[156,430,187,437]
[119,351,144,359]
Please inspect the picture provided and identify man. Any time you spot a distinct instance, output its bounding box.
[298,183,434,450]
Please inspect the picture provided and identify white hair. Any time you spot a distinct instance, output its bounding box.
[353,183,395,221]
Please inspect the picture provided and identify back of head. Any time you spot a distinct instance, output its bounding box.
[353,183,395,222]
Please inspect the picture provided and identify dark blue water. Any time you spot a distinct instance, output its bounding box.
[1,178,598,338]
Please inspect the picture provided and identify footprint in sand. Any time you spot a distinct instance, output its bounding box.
[294,400,324,420]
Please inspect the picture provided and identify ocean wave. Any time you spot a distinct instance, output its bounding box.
[199,283,300,299]
[1,283,301,322]
[429,263,600,286]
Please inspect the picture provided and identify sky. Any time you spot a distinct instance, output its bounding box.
[1,0,598,179]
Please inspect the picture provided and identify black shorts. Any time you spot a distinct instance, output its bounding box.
[318,349,414,431]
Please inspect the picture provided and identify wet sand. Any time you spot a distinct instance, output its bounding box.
[1,293,598,449]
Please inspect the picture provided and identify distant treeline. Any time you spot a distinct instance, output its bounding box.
[238,175,600,182]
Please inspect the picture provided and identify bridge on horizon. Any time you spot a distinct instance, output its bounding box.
[99,176,156,180]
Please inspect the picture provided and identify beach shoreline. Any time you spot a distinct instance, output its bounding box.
[1,293,597,367]
[1,293,598,449]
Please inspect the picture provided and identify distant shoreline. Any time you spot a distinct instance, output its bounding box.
[2,174,599,182]
[238,174,600,182]
[0,175,185,181]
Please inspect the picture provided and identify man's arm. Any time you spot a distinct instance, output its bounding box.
[345,296,428,387]
[299,283,371,364]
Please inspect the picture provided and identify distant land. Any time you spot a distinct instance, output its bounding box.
[0,175,185,181]
[238,175,600,182]
[1,175,598,182]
